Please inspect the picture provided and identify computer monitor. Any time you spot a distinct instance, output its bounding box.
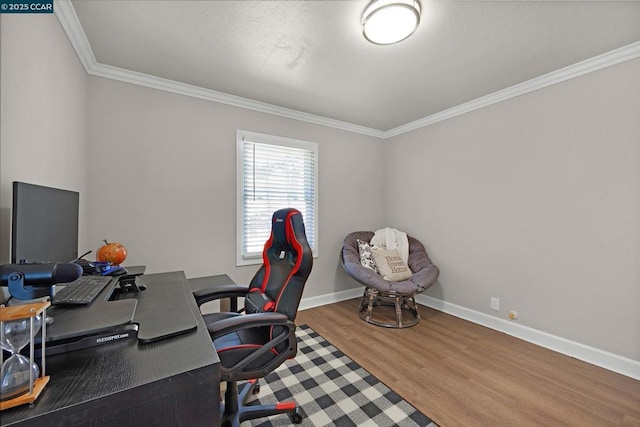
[11,181,79,264]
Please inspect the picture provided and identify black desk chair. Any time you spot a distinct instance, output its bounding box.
[192,208,313,427]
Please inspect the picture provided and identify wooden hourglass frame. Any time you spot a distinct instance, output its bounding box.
[0,301,50,410]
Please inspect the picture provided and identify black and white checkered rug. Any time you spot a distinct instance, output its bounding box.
[248,325,436,426]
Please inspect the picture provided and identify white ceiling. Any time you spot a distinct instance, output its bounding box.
[69,0,640,132]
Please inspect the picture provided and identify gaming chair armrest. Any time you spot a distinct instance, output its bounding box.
[208,312,291,339]
[192,284,249,307]
[209,312,297,381]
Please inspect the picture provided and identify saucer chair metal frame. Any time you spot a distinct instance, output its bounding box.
[359,287,421,328]
[341,231,439,328]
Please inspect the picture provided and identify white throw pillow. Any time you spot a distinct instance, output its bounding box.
[357,239,379,274]
[371,248,412,281]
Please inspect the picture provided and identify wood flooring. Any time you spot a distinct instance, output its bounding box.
[295,299,640,426]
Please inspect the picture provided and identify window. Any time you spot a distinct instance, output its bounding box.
[236,130,318,265]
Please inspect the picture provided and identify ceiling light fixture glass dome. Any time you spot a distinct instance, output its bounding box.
[362,0,421,45]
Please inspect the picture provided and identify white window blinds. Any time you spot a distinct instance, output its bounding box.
[236,130,317,265]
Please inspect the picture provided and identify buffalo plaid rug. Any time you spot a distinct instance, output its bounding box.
[248,325,436,426]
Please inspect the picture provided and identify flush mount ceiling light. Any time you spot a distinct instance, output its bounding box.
[362,0,421,45]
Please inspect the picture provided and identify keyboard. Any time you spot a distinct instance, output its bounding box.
[51,275,113,305]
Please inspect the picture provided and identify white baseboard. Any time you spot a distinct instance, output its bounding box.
[299,288,640,381]
[416,294,640,381]
[299,288,363,311]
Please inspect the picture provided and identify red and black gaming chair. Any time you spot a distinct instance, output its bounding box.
[191,208,313,427]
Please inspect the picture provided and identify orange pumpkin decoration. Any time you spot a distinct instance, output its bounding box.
[96,239,127,266]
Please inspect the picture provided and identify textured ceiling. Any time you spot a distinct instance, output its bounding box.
[71,0,640,131]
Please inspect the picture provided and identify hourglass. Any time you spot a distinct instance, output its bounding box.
[0,301,50,410]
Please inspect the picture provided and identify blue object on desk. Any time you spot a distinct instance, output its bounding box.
[94,262,127,276]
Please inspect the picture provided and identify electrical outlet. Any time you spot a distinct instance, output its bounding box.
[491,297,500,311]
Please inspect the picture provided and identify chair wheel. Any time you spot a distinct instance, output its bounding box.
[252,383,260,394]
[288,407,303,424]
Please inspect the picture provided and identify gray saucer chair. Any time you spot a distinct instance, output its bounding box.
[341,231,439,328]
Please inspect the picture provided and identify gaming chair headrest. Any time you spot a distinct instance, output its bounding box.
[269,208,307,249]
[252,208,312,319]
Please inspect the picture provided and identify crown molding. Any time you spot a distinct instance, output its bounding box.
[384,40,640,138]
[54,0,96,71]
[88,62,387,138]
[55,0,640,140]
[53,0,386,139]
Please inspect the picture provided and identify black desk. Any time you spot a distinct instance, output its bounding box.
[1,271,221,427]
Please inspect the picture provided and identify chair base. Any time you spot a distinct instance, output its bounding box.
[358,287,421,328]
[221,379,302,427]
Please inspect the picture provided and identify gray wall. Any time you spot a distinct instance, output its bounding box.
[85,77,385,299]
[384,57,640,361]
[1,14,638,363]
[0,15,89,267]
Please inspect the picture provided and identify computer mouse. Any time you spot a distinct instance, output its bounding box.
[75,258,96,275]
